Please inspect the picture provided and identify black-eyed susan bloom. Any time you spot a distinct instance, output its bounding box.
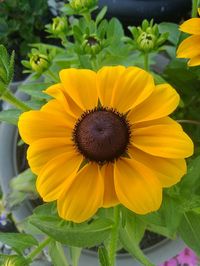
[18,66,193,223]
[177,9,200,66]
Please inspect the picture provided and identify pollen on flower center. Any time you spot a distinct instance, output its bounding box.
[73,108,131,163]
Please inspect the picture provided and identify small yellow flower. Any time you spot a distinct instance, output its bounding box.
[177,9,200,66]
[18,66,193,223]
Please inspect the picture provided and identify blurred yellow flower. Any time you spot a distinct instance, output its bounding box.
[18,66,193,223]
[177,9,200,66]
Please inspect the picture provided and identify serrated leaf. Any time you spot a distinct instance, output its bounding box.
[0,109,22,125]
[29,216,114,248]
[178,212,200,256]
[0,233,38,254]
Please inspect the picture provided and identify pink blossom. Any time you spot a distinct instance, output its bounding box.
[158,257,178,266]
[177,248,199,266]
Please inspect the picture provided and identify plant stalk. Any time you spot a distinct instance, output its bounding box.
[109,206,120,266]
[143,52,149,71]
[192,0,199,17]
[27,237,52,262]
[1,90,31,111]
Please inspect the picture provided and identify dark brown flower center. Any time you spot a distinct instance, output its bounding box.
[73,108,130,164]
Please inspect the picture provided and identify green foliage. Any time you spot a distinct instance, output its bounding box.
[119,210,154,266]
[0,232,38,254]
[0,109,22,125]
[98,246,111,266]
[0,45,15,94]
[0,0,51,59]
[8,169,37,208]
[29,215,114,248]
[49,241,70,266]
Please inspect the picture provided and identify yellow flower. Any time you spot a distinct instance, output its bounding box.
[177,9,200,66]
[18,66,193,223]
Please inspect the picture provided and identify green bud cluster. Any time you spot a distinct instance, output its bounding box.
[82,34,101,55]
[129,19,168,53]
[69,0,98,13]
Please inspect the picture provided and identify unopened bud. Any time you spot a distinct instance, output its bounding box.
[70,0,98,12]
[82,35,101,55]
[52,17,68,35]
[30,53,50,73]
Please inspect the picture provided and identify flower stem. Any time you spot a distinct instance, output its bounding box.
[109,206,120,266]
[83,12,91,23]
[192,0,199,17]
[177,119,200,126]
[26,237,52,262]
[1,90,31,111]
[143,52,149,71]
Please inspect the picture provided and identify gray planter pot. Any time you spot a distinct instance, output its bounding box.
[0,82,185,266]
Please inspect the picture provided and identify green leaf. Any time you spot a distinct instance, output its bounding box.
[49,241,70,266]
[0,109,22,125]
[119,220,154,266]
[124,210,146,244]
[158,22,179,45]
[98,246,111,266]
[0,232,38,254]
[29,216,114,248]
[9,169,37,208]
[160,195,183,234]
[19,82,52,100]
[107,18,124,41]
[178,212,200,256]
[96,6,107,25]
[179,156,200,197]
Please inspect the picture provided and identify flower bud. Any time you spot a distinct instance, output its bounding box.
[137,32,156,52]
[30,53,50,73]
[129,19,168,53]
[69,0,98,12]
[4,255,28,266]
[82,35,101,55]
[52,17,68,35]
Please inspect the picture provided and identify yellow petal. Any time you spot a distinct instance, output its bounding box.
[57,163,104,223]
[188,55,200,66]
[41,99,76,126]
[101,163,119,207]
[18,111,73,144]
[128,146,186,187]
[128,84,180,123]
[59,68,98,110]
[114,158,162,214]
[36,152,83,202]
[132,116,182,130]
[27,138,75,175]
[179,18,200,35]
[97,66,126,107]
[132,119,194,158]
[97,66,154,113]
[112,66,155,113]
[177,35,200,58]
[45,83,82,119]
